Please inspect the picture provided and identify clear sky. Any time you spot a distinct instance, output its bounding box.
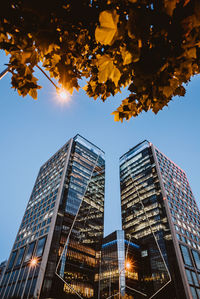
[0,50,200,262]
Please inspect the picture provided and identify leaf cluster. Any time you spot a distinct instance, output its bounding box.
[0,0,200,120]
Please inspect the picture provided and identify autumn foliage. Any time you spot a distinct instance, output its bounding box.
[0,0,200,121]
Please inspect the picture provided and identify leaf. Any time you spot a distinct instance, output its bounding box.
[21,51,32,64]
[52,54,61,66]
[112,111,120,122]
[2,0,200,121]
[121,47,132,65]
[29,88,38,100]
[95,10,119,45]
[164,0,179,16]
[162,86,173,97]
[185,47,197,59]
[97,54,121,86]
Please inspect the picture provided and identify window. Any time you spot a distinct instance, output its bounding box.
[192,250,200,270]
[190,286,198,299]
[196,288,200,298]
[24,242,35,262]
[36,236,46,257]
[180,245,193,267]
[191,271,199,286]
[7,251,17,269]
[141,250,148,257]
[186,269,193,284]
[15,247,25,266]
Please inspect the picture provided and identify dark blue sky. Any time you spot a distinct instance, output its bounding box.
[0,50,200,262]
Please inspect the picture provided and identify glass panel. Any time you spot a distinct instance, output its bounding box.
[7,251,17,269]
[196,288,200,297]
[15,247,25,266]
[24,279,31,296]
[29,278,37,296]
[186,269,193,284]
[24,242,35,262]
[180,245,193,267]
[36,236,46,257]
[190,286,198,299]
[191,271,199,286]
[192,250,200,270]
[56,139,105,299]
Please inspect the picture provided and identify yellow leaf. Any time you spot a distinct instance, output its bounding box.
[185,47,197,59]
[29,89,37,100]
[162,86,173,97]
[121,47,132,65]
[0,33,7,42]
[110,65,121,86]
[111,111,120,121]
[45,44,60,55]
[97,54,121,86]
[52,54,60,66]
[95,10,119,45]
[24,66,32,76]
[164,0,179,16]
[21,51,32,64]
[97,55,113,83]
[82,85,88,91]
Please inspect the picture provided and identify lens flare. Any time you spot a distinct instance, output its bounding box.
[56,88,70,105]
[125,261,131,270]
[30,257,38,267]
[59,90,68,100]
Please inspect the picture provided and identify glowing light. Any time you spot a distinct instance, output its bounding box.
[56,88,70,106]
[59,89,68,100]
[125,261,131,270]
[30,257,38,267]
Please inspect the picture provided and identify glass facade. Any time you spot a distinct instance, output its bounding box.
[99,230,146,299]
[155,147,200,298]
[1,137,199,298]
[0,135,105,299]
[99,230,125,298]
[119,141,200,298]
[52,135,105,299]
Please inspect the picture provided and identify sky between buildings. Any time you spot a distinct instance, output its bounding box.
[0,50,200,262]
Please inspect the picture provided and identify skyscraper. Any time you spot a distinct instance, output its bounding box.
[0,135,105,299]
[99,230,126,298]
[1,137,200,299]
[99,230,145,299]
[120,140,200,299]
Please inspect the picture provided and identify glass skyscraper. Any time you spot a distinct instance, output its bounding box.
[120,140,200,299]
[0,135,105,299]
[99,230,126,299]
[1,137,200,299]
[99,230,145,299]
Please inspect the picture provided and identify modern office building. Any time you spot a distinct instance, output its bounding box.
[99,230,146,299]
[0,135,105,299]
[99,230,126,298]
[0,261,7,285]
[120,140,200,299]
[1,137,200,299]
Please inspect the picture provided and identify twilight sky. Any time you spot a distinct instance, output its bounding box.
[0,50,200,262]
